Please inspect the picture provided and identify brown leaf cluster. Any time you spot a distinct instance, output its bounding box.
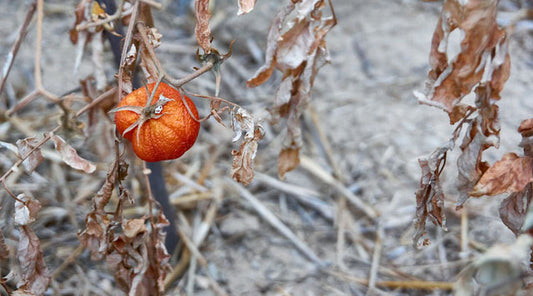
[413,0,511,245]
[105,214,170,295]
[247,0,336,178]
[419,0,510,114]
[471,119,533,235]
[78,159,170,295]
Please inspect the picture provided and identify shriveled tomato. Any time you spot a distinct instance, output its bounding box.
[114,82,200,162]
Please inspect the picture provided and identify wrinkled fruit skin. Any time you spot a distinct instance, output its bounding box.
[115,83,200,162]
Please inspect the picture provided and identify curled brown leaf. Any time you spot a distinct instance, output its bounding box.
[471,153,533,197]
[51,134,96,174]
[413,142,451,246]
[499,185,532,236]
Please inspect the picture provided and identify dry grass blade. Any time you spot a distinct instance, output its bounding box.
[254,172,334,221]
[300,156,379,219]
[227,178,326,266]
[0,0,36,96]
[329,270,455,291]
[366,221,384,295]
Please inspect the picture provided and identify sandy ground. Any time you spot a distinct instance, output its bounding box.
[0,0,532,295]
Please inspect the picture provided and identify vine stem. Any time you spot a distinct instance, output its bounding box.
[135,21,232,90]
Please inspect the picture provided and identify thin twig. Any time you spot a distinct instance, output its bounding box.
[460,207,469,259]
[35,0,44,88]
[51,244,85,280]
[7,89,39,116]
[177,227,208,267]
[164,249,191,290]
[0,0,37,97]
[117,0,140,100]
[75,87,117,116]
[140,0,163,9]
[76,0,127,31]
[0,126,60,197]
[136,21,217,89]
[336,197,347,270]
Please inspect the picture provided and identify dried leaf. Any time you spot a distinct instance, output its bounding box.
[16,225,50,295]
[450,103,475,125]
[237,0,258,15]
[518,118,533,138]
[79,212,108,260]
[455,85,499,208]
[125,44,137,66]
[195,0,212,53]
[247,0,335,177]
[123,218,147,239]
[232,126,264,185]
[51,134,96,173]
[413,142,452,246]
[499,184,532,236]
[456,123,490,207]
[14,194,41,226]
[231,107,255,142]
[147,28,162,48]
[471,153,533,197]
[16,136,44,173]
[246,3,296,87]
[69,0,87,44]
[422,0,510,114]
[278,147,300,180]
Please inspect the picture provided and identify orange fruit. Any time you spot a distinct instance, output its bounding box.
[114,82,200,162]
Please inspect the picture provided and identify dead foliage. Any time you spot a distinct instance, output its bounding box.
[413,0,512,246]
[247,0,336,178]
